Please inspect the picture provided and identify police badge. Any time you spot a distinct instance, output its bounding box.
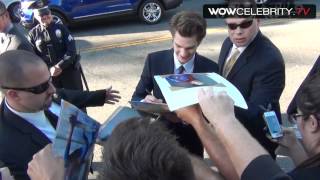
[55,29,62,39]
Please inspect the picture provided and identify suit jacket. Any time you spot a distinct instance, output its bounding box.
[287,55,320,115]
[218,31,285,153]
[0,89,106,180]
[0,24,34,54]
[131,49,218,157]
[132,49,219,101]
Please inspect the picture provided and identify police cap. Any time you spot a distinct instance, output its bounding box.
[36,7,51,16]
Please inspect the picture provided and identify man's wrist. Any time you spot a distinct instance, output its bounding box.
[212,116,238,136]
[208,114,235,128]
[192,116,208,132]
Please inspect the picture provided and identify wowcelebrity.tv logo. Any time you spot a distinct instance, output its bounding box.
[203,4,316,18]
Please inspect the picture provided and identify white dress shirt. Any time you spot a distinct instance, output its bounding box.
[225,31,258,64]
[224,45,247,65]
[173,52,195,74]
[5,99,59,141]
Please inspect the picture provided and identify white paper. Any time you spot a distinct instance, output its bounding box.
[154,72,248,111]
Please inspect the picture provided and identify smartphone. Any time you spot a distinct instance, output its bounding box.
[263,111,283,139]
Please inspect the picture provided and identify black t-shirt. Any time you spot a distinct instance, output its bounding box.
[289,153,320,180]
[242,154,320,180]
[289,167,320,180]
[241,155,291,180]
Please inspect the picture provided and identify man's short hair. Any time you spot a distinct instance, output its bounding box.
[169,11,207,43]
[0,1,6,16]
[98,118,195,180]
[0,50,45,90]
[227,0,257,17]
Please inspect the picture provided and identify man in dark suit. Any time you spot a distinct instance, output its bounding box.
[132,11,218,157]
[0,1,33,54]
[0,50,120,180]
[218,6,285,156]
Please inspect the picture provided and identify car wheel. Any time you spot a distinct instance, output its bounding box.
[8,2,21,23]
[138,0,164,24]
[51,11,67,26]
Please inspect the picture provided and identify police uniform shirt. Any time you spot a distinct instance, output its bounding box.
[29,21,76,67]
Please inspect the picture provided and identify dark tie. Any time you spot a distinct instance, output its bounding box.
[0,35,4,44]
[43,29,51,42]
[178,65,185,74]
[44,110,59,129]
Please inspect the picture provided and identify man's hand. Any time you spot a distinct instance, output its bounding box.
[198,88,235,126]
[27,144,64,180]
[143,95,163,104]
[175,105,204,126]
[105,86,121,104]
[50,65,62,77]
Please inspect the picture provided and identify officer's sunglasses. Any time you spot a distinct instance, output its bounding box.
[0,77,52,94]
[227,20,253,30]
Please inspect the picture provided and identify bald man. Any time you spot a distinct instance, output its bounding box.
[0,50,120,180]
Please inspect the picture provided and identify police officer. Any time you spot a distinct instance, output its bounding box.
[29,7,83,90]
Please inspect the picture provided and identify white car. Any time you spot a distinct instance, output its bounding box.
[3,0,21,22]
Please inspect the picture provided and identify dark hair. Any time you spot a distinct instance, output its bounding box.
[98,118,195,180]
[296,72,320,120]
[227,0,257,18]
[169,11,207,43]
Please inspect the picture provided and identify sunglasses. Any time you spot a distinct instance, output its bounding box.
[0,77,52,94]
[227,20,253,30]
